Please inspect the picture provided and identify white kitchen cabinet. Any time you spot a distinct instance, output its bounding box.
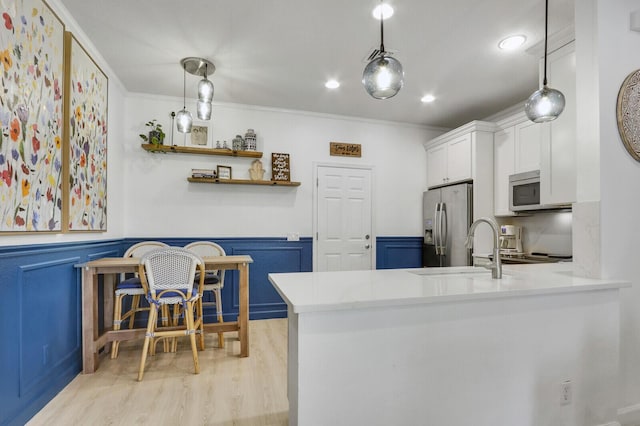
[426,143,448,188]
[540,41,576,206]
[447,134,473,183]
[514,120,542,173]
[493,126,515,216]
[425,133,471,188]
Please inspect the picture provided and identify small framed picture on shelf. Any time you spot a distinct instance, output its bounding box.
[217,165,232,180]
[187,122,210,147]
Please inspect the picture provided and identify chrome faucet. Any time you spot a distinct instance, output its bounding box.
[465,217,502,279]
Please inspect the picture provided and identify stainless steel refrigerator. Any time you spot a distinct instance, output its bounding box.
[422,182,473,267]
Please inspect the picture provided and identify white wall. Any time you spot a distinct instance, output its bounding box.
[576,0,640,419]
[124,94,442,238]
[0,0,126,247]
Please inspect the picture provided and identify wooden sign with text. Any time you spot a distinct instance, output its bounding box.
[330,142,361,157]
[271,153,291,181]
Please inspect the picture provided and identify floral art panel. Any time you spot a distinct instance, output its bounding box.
[0,0,65,232]
[64,32,108,231]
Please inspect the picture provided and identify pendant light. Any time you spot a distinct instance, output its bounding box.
[181,57,215,121]
[197,100,212,121]
[198,63,214,103]
[176,62,192,133]
[524,0,565,123]
[362,2,404,99]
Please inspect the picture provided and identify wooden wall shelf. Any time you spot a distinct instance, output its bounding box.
[141,144,263,158]
[188,177,301,187]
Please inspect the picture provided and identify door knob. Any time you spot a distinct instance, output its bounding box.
[365,244,370,249]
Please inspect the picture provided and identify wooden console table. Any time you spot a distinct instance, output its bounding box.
[80,255,253,373]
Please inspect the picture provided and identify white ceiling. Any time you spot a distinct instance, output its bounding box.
[58,0,574,129]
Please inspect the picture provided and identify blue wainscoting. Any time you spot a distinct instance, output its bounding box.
[0,240,122,426]
[0,235,419,425]
[376,236,423,269]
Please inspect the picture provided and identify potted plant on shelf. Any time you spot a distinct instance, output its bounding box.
[139,120,166,146]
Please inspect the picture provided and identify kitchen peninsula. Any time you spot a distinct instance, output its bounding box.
[269,265,628,426]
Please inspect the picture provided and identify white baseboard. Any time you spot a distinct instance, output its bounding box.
[618,402,640,426]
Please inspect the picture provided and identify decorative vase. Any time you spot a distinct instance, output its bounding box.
[232,135,245,151]
[244,129,257,151]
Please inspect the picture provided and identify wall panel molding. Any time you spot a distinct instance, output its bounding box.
[376,236,423,269]
[18,257,80,397]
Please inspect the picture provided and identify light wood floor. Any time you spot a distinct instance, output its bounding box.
[28,319,289,426]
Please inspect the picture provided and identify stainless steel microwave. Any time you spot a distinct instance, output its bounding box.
[509,170,543,212]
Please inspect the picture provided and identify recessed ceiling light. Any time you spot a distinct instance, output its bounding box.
[421,94,436,103]
[372,4,394,20]
[498,35,526,51]
[325,79,340,89]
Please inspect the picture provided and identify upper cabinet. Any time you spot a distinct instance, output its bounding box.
[540,41,576,206]
[494,126,516,216]
[514,120,542,174]
[426,134,471,188]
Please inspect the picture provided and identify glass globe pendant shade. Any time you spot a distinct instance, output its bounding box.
[176,108,193,133]
[198,78,214,103]
[362,55,404,99]
[197,100,212,120]
[524,85,566,123]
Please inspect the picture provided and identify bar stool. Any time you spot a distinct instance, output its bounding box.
[111,241,168,359]
[184,241,226,348]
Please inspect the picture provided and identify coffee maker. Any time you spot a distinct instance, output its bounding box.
[499,225,523,255]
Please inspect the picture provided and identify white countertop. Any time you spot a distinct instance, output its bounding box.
[268,263,630,313]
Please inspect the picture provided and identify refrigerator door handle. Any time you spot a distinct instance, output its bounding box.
[434,203,441,255]
[440,203,448,254]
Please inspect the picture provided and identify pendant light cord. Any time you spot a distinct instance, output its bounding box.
[543,0,549,86]
[379,3,385,54]
[182,64,187,109]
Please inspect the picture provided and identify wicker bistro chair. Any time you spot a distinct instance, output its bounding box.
[137,247,205,381]
[111,241,169,359]
[184,241,226,348]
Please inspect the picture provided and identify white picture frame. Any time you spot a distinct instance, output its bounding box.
[217,165,232,180]
[187,122,210,147]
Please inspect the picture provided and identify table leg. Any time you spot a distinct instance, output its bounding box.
[82,267,98,373]
[239,263,250,357]
[103,273,115,355]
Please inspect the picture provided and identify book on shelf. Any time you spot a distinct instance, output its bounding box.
[191,169,215,178]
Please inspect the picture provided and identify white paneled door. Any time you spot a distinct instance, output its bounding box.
[315,165,373,272]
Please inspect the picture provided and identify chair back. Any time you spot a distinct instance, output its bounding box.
[184,241,226,288]
[141,247,203,300]
[121,241,168,281]
[125,241,169,258]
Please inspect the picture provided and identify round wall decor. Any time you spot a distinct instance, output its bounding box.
[617,69,640,161]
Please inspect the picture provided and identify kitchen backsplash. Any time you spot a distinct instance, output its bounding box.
[499,211,572,256]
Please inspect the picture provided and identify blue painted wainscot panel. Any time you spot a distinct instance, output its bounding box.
[376,236,423,269]
[0,240,122,426]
